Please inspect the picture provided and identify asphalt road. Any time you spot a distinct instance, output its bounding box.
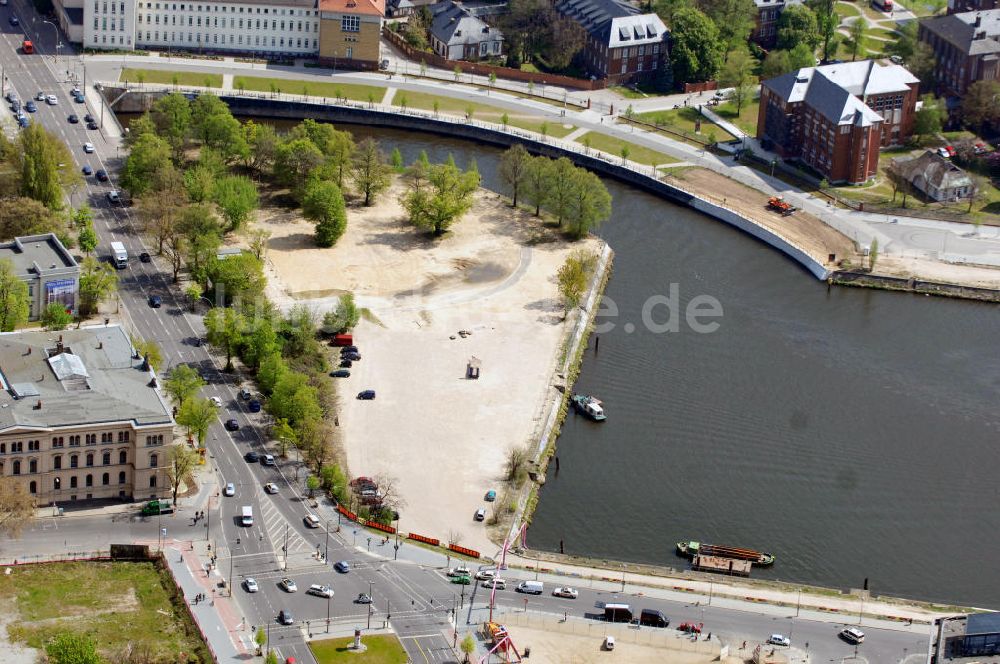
[0,12,935,663]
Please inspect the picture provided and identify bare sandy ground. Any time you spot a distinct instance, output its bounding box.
[255,181,599,555]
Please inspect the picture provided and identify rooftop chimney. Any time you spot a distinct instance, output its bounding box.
[975,13,982,26]
[34,400,42,410]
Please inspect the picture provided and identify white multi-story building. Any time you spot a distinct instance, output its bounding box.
[80,0,320,56]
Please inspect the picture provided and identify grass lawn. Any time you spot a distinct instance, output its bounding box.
[859,3,891,20]
[902,0,943,17]
[835,2,862,17]
[233,76,384,102]
[868,27,900,39]
[122,68,222,87]
[0,561,208,662]
[636,107,737,143]
[575,131,678,165]
[714,99,760,136]
[310,634,408,664]
[398,90,569,134]
[520,63,540,73]
[506,118,576,138]
[610,85,650,99]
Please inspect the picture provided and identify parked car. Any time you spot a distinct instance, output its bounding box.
[278,609,294,625]
[148,295,162,308]
[552,587,578,599]
[447,566,471,577]
[357,390,376,400]
[24,101,36,112]
[354,593,373,604]
[239,387,252,400]
[603,636,615,651]
[308,584,334,598]
[244,578,259,592]
[339,345,358,354]
[139,252,151,263]
[334,560,350,573]
[484,490,496,502]
[223,482,236,496]
[339,359,353,368]
[244,451,259,462]
[936,147,950,159]
[343,352,361,361]
[248,399,261,412]
[265,483,278,494]
[329,370,350,378]
[278,578,297,592]
[767,634,791,647]
[474,569,495,581]
[474,508,486,521]
[225,419,240,431]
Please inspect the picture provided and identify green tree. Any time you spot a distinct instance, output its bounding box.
[322,293,360,334]
[269,373,322,428]
[124,112,157,149]
[177,397,215,447]
[352,138,392,206]
[807,0,839,62]
[523,156,554,217]
[166,444,200,504]
[303,179,348,247]
[265,651,279,664]
[762,50,793,79]
[183,165,217,203]
[78,219,98,255]
[202,112,248,163]
[132,336,163,371]
[306,475,320,497]
[45,632,102,664]
[403,159,481,235]
[962,80,1000,131]
[164,363,206,407]
[543,158,577,227]
[869,237,879,271]
[788,42,818,69]
[913,95,945,143]
[720,45,757,114]
[557,251,593,312]
[499,144,531,207]
[274,137,325,201]
[254,627,267,655]
[205,306,247,371]
[564,169,612,239]
[41,302,72,330]
[243,120,279,172]
[0,258,29,331]
[150,92,193,156]
[178,204,223,286]
[77,256,119,317]
[319,464,348,500]
[700,0,757,54]
[71,204,93,230]
[213,175,259,232]
[0,197,64,239]
[257,351,288,395]
[243,317,280,369]
[121,133,173,196]
[847,18,868,62]
[273,418,297,458]
[17,123,70,210]
[776,4,820,51]
[391,147,405,173]
[669,7,725,84]
[460,633,476,662]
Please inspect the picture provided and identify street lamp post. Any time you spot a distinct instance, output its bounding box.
[325,520,332,563]
[42,20,60,71]
[282,524,289,570]
[367,580,374,629]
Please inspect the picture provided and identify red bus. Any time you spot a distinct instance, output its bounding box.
[22,40,33,54]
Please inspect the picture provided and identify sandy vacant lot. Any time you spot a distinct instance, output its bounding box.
[256,181,600,555]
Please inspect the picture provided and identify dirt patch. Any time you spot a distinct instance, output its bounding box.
[0,615,38,664]
[18,589,140,626]
[667,168,858,265]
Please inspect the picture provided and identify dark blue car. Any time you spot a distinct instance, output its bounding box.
[248,399,261,413]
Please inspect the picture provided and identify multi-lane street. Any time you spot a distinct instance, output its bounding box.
[0,8,937,662]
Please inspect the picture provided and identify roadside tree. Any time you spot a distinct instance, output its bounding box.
[177,397,215,447]
[351,138,392,206]
[166,444,200,504]
[0,258,30,331]
[273,418,298,459]
[213,175,259,232]
[499,144,532,208]
[669,7,725,84]
[205,306,247,371]
[121,133,173,196]
[460,634,476,663]
[0,479,35,537]
[243,317,281,370]
[78,256,119,317]
[78,219,98,255]
[178,204,223,285]
[164,364,206,407]
[0,197,64,240]
[41,302,72,330]
[720,45,757,114]
[303,179,348,247]
[18,123,71,210]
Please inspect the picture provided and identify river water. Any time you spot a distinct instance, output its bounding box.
[368,130,1000,609]
[137,113,1000,607]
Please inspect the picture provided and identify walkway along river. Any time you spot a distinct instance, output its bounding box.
[116,101,1000,608]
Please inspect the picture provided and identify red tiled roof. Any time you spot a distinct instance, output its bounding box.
[320,0,384,16]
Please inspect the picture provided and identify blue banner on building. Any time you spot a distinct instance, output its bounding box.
[46,279,77,311]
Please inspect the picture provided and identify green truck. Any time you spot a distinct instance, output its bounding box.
[140,499,173,516]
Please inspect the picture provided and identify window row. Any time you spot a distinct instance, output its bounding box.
[141,31,317,48]
[36,471,139,492]
[93,1,127,13]
[137,13,316,31]
[0,440,40,454]
[142,1,317,15]
[4,433,127,454]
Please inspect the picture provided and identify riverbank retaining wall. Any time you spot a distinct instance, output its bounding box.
[99,84,832,281]
[832,271,1000,302]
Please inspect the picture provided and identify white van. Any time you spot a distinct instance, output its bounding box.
[241,505,253,526]
[516,580,544,595]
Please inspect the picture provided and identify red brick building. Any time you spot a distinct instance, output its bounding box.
[554,0,669,86]
[919,10,1000,97]
[752,0,803,49]
[756,60,920,184]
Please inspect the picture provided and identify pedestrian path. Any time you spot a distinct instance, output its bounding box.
[221,73,233,90]
[381,87,396,106]
[701,105,746,140]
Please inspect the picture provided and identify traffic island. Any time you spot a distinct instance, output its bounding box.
[308,633,407,663]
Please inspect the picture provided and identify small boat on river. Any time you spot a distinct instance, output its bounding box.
[677,540,775,566]
[570,394,606,421]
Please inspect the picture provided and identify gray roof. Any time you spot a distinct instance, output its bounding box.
[764,60,918,126]
[921,9,1000,55]
[893,151,973,192]
[429,1,502,46]
[967,612,1000,636]
[64,6,83,24]
[0,325,173,433]
[0,234,78,279]
[554,0,666,46]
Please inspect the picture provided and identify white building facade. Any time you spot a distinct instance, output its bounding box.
[83,0,320,56]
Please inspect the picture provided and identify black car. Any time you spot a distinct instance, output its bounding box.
[343,352,361,362]
[357,390,376,400]
[9,16,19,25]
[225,419,240,431]
[339,359,353,368]
[278,609,294,625]
[95,169,108,182]
[248,399,261,413]
[84,113,95,123]
[139,252,151,263]
[68,114,79,124]
[148,295,162,308]
[86,121,98,130]
[339,345,358,354]
[329,370,350,378]
[244,451,259,463]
